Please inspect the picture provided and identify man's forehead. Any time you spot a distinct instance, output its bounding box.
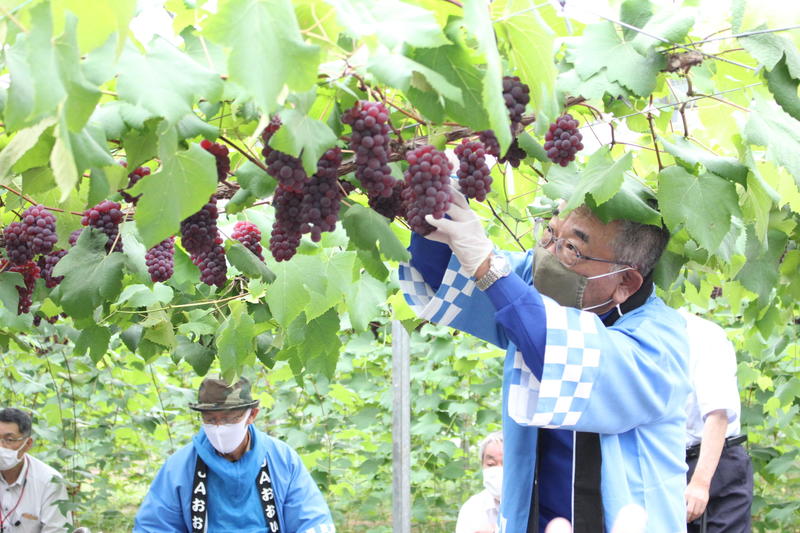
[0,421,22,435]
[553,206,617,243]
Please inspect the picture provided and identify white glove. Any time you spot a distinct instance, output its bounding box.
[424,185,494,277]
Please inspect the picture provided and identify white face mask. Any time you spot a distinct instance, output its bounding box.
[482,465,503,501]
[203,409,251,454]
[0,445,24,471]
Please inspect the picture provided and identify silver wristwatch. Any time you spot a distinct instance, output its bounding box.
[475,254,511,291]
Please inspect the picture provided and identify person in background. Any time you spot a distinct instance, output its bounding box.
[0,407,79,533]
[134,376,335,533]
[456,431,504,533]
[680,310,753,532]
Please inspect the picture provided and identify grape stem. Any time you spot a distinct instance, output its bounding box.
[0,185,83,216]
[646,96,664,171]
[218,135,269,173]
[486,199,526,252]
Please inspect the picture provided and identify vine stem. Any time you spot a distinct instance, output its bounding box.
[486,199,526,252]
[149,364,175,451]
[646,96,664,171]
[218,135,269,173]
[101,293,249,321]
[0,185,84,215]
[662,24,800,51]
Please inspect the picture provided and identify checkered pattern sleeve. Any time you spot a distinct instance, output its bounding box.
[399,251,531,348]
[508,296,690,434]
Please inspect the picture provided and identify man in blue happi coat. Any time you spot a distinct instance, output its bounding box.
[134,376,335,533]
[399,186,690,532]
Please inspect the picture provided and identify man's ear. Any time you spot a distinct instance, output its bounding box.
[612,269,644,304]
[247,407,259,424]
[20,437,33,455]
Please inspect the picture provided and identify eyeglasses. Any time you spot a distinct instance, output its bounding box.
[0,435,28,447]
[539,225,628,268]
[201,410,249,426]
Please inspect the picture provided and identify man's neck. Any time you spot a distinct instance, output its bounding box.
[1,456,25,485]
[220,428,251,462]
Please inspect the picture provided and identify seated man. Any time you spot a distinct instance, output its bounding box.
[456,431,503,533]
[0,407,74,533]
[134,376,335,533]
[400,188,690,532]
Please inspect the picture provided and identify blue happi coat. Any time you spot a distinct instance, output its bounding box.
[401,236,690,532]
[134,426,335,533]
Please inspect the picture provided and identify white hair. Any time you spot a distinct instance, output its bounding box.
[478,430,503,464]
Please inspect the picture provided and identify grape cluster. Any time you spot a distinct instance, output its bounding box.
[478,130,501,158]
[69,229,83,247]
[455,140,492,201]
[498,138,527,168]
[180,197,219,254]
[266,149,308,193]
[261,116,283,159]
[544,114,583,166]
[299,147,343,242]
[120,166,151,204]
[200,140,230,182]
[502,76,530,126]
[401,145,452,235]
[2,260,40,314]
[191,235,227,287]
[21,205,58,255]
[38,250,67,288]
[342,101,395,198]
[232,221,264,261]
[269,187,304,262]
[81,200,125,252]
[369,179,405,221]
[3,222,34,265]
[145,238,175,283]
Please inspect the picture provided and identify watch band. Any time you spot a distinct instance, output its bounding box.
[475,254,510,291]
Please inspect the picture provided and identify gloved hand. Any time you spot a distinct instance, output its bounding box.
[424,185,494,277]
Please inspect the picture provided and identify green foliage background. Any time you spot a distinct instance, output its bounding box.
[0,0,798,530]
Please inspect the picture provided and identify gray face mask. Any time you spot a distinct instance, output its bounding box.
[532,247,632,311]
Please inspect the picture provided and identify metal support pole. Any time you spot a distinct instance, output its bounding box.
[392,320,411,533]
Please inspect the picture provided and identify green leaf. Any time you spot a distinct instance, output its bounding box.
[264,260,312,328]
[73,325,112,364]
[142,311,176,349]
[121,119,159,170]
[286,308,342,379]
[51,0,136,54]
[342,204,410,262]
[658,166,742,253]
[117,38,223,124]
[216,300,256,383]
[659,135,749,185]
[345,273,387,331]
[620,0,654,41]
[232,160,275,200]
[120,324,143,352]
[0,272,23,313]
[407,44,490,131]
[765,55,800,121]
[226,242,275,282]
[132,128,218,248]
[463,0,511,152]
[496,0,559,127]
[744,97,800,187]
[587,175,662,225]
[51,229,125,318]
[735,226,788,305]
[269,105,338,176]
[54,13,101,132]
[50,114,80,201]
[629,7,695,54]
[739,27,800,77]
[203,0,319,113]
[367,53,463,105]
[568,22,664,97]
[174,336,216,376]
[556,149,632,212]
[517,132,548,163]
[326,0,447,49]
[116,284,174,308]
[0,117,56,186]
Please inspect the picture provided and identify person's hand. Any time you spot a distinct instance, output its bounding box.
[685,479,710,522]
[424,185,493,277]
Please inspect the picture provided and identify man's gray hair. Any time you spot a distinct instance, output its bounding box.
[611,219,670,276]
[478,430,503,464]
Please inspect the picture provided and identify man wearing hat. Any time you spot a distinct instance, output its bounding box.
[134,377,335,533]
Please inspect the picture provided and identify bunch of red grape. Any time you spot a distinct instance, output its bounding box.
[401,145,452,235]
[369,180,405,221]
[120,166,151,204]
[180,197,219,255]
[544,114,583,166]
[191,235,227,287]
[21,205,58,255]
[3,222,34,265]
[145,238,175,283]
[232,221,263,260]
[261,116,282,159]
[265,149,308,193]
[342,101,395,199]
[38,250,67,288]
[299,147,343,242]
[455,140,492,201]
[81,200,125,252]
[200,140,230,182]
[478,76,531,167]
[269,186,304,262]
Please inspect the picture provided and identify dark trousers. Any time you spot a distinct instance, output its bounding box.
[686,443,753,533]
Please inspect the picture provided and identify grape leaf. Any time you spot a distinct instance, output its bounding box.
[52,229,126,319]
[203,0,319,114]
[744,97,800,187]
[367,53,463,105]
[0,117,56,186]
[51,0,136,54]
[264,259,313,328]
[174,336,216,376]
[657,166,741,253]
[630,7,695,54]
[765,55,800,122]
[0,272,23,313]
[345,272,387,332]
[226,242,276,282]
[659,135,749,185]
[735,226,788,305]
[132,127,218,248]
[269,106,338,177]
[325,0,448,49]
[739,27,800,77]
[73,325,112,364]
[341,204,410,262]
[216,300,256,383]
